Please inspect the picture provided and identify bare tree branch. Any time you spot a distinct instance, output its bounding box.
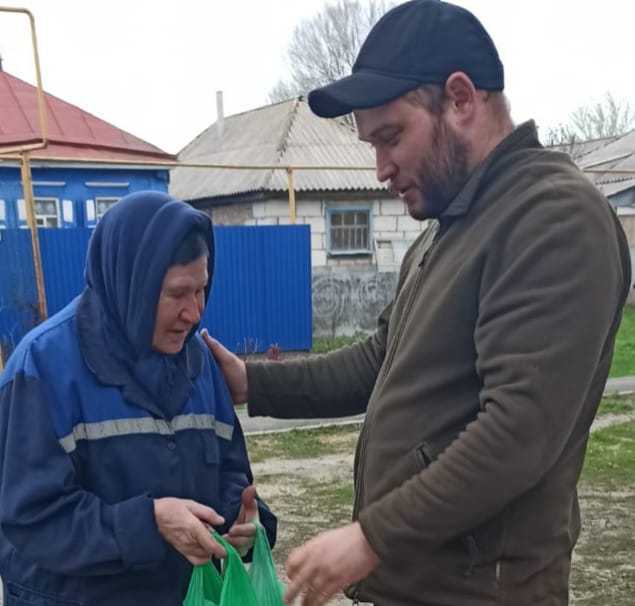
[269,0,393,103]
[543,92,635,147]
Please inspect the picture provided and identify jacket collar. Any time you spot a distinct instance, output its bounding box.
[441,120,542,219]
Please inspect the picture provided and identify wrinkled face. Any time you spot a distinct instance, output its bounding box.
[152,255,208,354]
[355,95,470,220]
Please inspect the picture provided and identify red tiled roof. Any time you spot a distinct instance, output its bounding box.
[0,71,174,162]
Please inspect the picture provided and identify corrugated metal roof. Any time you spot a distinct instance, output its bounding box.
[171,95,635,203]
[551,135,619,160]
[170,97,384,201]
[0,71,173,161]
[573,129,635,196]
[600,177,635,197]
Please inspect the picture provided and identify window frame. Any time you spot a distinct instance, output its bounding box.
[325,204,373,256]
[33,197,60,228]
[95,197,120,221]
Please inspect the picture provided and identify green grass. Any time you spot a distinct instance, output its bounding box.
[610,306,635,378]
[245,424,360,463]
[596,393,635,417]
[309,480,355,509]
[311,331,368,354]
[581,420,635,484]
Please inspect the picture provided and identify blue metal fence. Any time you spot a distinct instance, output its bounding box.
[0,225,311,360]
[208,226,313,353]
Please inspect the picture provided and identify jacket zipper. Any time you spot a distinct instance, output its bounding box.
[418,218,445,267]
[375,219,446,397]
[349,221,447,601]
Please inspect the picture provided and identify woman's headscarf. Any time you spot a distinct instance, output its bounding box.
[77,191,214,418]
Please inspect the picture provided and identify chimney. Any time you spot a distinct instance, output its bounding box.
[216,90,224,137]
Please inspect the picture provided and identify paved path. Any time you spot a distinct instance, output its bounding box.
[603,376,635,394]
[239,376,635,435]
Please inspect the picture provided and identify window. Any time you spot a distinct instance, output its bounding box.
[95,197,120,221]
[0,200,6,228]
[34,198,59,228]
[326,206,372,255]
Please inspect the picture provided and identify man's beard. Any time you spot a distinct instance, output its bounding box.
[411,118,471,220]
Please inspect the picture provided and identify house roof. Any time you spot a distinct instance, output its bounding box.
[170,97,384,202]
[552,129,635,198]
[573,129,635,198]
[171,94,635,204]
[0,70,173,162]
[550,135,619,161]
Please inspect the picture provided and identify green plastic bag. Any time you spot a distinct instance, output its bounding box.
[182,562,223,606]
[248,522,285,606]
[183,531,257,606]
[183,522,284,606]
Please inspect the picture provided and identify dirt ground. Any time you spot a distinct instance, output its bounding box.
[570,484,635,604]
[0,413,632,606]
[251,453,358,605]
[253,411,635,605]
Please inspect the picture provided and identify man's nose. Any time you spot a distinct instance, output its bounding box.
[375,148,396,183]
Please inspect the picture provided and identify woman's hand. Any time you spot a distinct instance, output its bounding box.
[224,485,260,556]
[154,497,226,564]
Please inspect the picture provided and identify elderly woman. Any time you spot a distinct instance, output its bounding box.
[0,191,275,605]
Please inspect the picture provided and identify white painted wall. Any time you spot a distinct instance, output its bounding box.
[211,197,427,268]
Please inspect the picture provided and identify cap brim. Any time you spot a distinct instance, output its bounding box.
[308,71,421,118]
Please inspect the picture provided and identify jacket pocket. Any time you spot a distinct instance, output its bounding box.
[196,432,221,508]
[460,513,505,578]
[387,441,434,490]
[5,581,83,606]
[413,441,433,468]
[202,431,220,465]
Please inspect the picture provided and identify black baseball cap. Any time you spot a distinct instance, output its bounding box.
[308,0,504,118]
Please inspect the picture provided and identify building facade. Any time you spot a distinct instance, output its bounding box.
[0,70,173,230]
[170,96,428,271]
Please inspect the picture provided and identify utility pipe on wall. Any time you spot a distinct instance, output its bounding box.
[0,7,49,328]
[20,152,48,322]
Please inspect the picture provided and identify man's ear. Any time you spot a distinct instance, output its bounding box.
[444,72,477,124]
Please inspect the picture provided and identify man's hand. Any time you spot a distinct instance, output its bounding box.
[154,497,226,564]
[200,329,248,405]
[284,522,379,606]
[224,485,260,556]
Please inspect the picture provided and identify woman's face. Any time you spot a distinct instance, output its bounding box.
[152,255,208,354]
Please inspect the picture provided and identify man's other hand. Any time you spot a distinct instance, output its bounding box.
[200,329,248,405]
[285,522,379,606]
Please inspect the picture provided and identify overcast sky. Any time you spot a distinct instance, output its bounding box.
[1,0,633,154]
